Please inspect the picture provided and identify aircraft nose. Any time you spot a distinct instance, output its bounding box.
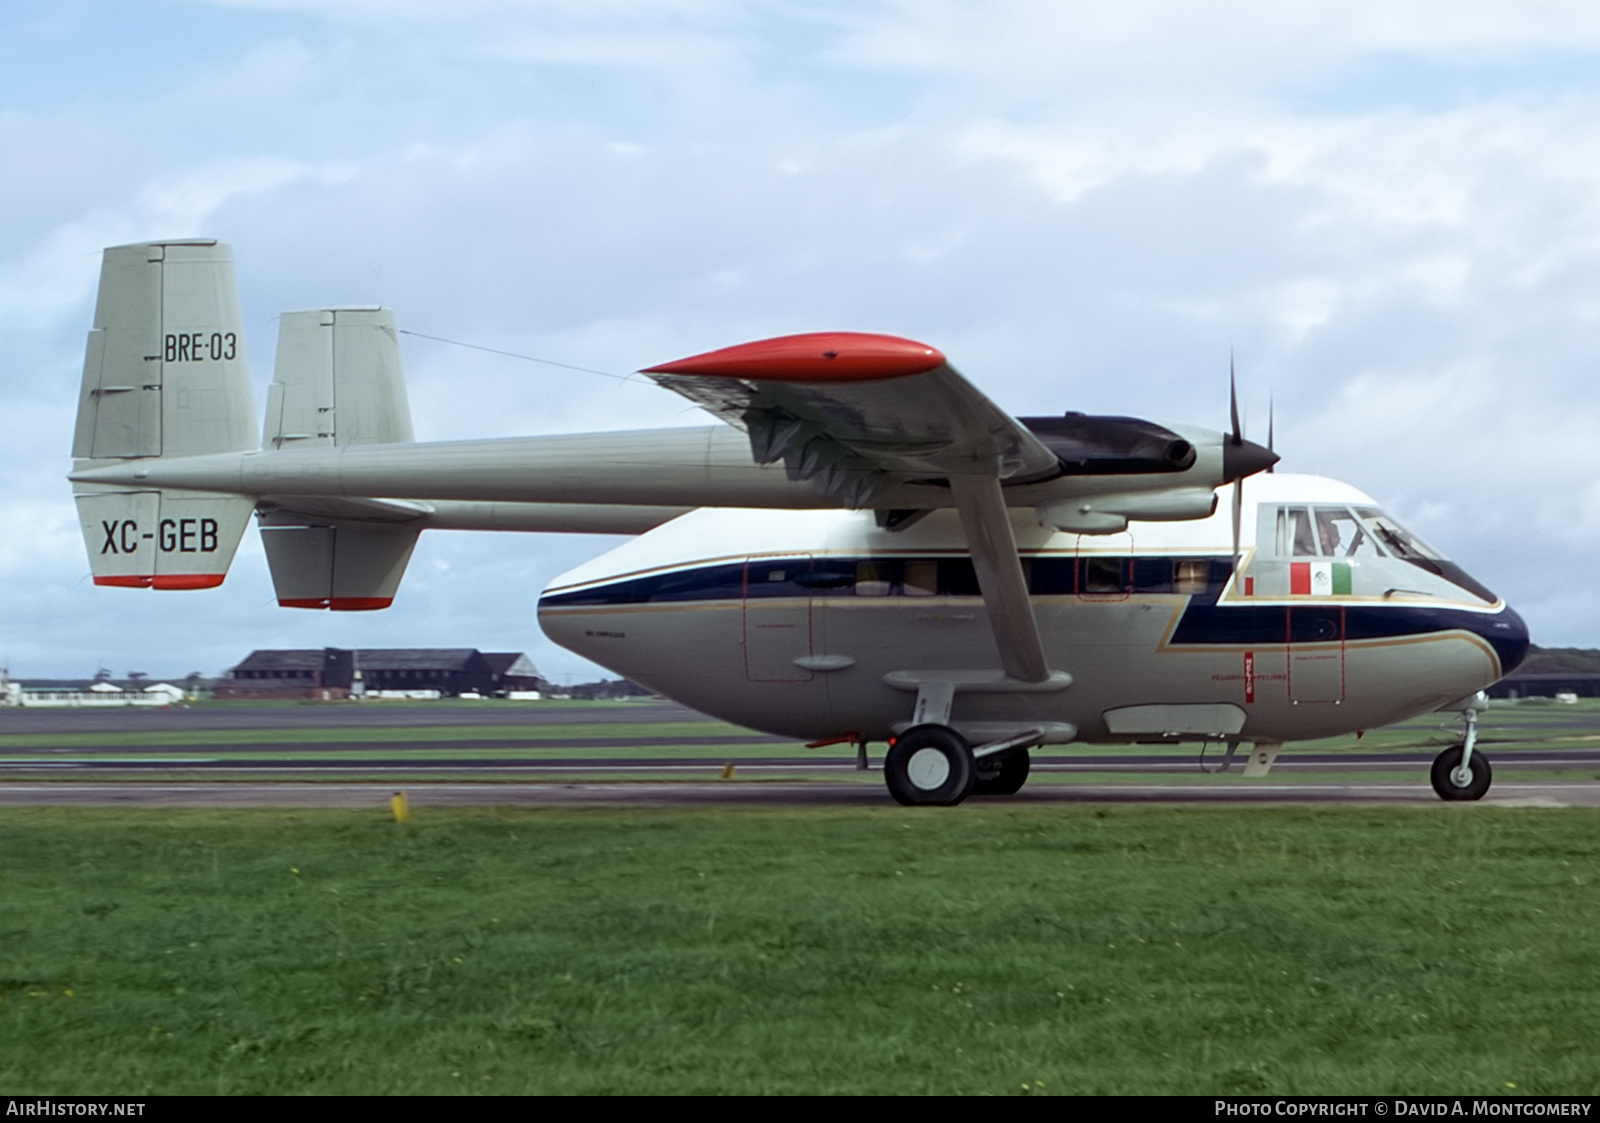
[1222,437,1279,484]
[1480,603,1531,677]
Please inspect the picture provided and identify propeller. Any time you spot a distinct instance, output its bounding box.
[1221,352,1279,566]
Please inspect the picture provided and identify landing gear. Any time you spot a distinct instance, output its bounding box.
[885,724,976,806]
[1430,697,1491,801]
[973,749,1030,796]
[1431,744,1492,801]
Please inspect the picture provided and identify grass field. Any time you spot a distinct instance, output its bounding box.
[2,803,1598,1095]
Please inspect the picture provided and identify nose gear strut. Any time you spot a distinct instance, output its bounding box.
[1430,692,1491,801]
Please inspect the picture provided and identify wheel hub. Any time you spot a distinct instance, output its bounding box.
[906,747,951,790]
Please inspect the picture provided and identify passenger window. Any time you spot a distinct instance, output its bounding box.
[902,560,937,597]
[1174,559,1209,595]
[855,560,891,597]
[939,559,983,597]
[1083,557,1124,594]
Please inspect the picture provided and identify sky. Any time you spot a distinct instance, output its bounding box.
[6,0,1600,683]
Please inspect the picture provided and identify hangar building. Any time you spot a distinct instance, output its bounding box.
[215,648,543,700]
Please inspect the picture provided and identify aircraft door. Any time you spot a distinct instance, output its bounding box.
[1287,606,1344,703]
[743,555,814,683]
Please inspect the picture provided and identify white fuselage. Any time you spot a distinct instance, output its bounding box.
[538,474,1528,747]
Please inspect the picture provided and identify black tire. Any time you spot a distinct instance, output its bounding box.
[1430,743,1492,801]
[885,725,976,806]
[972,749,1031,796]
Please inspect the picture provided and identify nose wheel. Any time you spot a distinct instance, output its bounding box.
[1430,699,1491,801]
[1431,743,1491,801]
[885,724,976,806]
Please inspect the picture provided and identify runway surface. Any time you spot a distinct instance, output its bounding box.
[5,700,1600,807]
[4,779,1600,807]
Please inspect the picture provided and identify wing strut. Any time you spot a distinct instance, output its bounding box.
[948,475,1051,684]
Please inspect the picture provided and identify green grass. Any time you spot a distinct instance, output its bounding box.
[2,804,1598,1095]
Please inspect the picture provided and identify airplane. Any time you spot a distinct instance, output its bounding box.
[67,239,1529,805]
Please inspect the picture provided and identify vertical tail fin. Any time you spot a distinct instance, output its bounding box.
[259,305,420,609]
[73,239,258,460]
[263,307,414,449]
[71,240,258,589]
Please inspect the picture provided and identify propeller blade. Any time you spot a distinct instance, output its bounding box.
[1232,480,1243,562]
[1267,392,1275,473]
[1229,351,1241,446]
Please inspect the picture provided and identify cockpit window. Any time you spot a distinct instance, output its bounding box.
[1314,508,1383,559]
[1355,508,1447,562]
[1349,506,1497,601]
[1275,508,1317,557]
[1274,505,1394,558]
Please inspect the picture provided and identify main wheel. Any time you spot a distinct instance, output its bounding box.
[972,749,1031,796]
[885,725,976,806]
[1430,743,1492,801]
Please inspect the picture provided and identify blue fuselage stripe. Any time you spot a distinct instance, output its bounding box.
[539,554,1530,673]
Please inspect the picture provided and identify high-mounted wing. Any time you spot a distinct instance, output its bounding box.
[646,332,1060,683]
[643,333,1060,508]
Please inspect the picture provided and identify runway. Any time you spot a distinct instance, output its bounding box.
[4,779,1600,807]
[5,700,1600,807]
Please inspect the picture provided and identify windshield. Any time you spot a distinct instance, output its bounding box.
[1267,503,1494,603]
[1355,508,1448,562]
[1314,508,1384,558]
[1274,505,1390,558]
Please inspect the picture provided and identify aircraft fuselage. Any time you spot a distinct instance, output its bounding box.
[539,474,1528,748]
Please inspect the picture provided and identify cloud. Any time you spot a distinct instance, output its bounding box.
[9,0,1600,680]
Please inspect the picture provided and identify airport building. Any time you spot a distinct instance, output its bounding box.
[214,648,544,700]
[1,678,188,708]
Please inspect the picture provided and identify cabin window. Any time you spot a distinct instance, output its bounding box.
[939,559,983,597]
[855,560,891,597]
[902,560,938,597]
[1174,559,1209,594]
[1083,556,1125,594]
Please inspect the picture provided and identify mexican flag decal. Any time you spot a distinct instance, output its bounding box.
[1291,561,1352,595]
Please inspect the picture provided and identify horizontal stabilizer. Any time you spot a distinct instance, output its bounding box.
[259,514,419,611]
[74,487,253,589]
